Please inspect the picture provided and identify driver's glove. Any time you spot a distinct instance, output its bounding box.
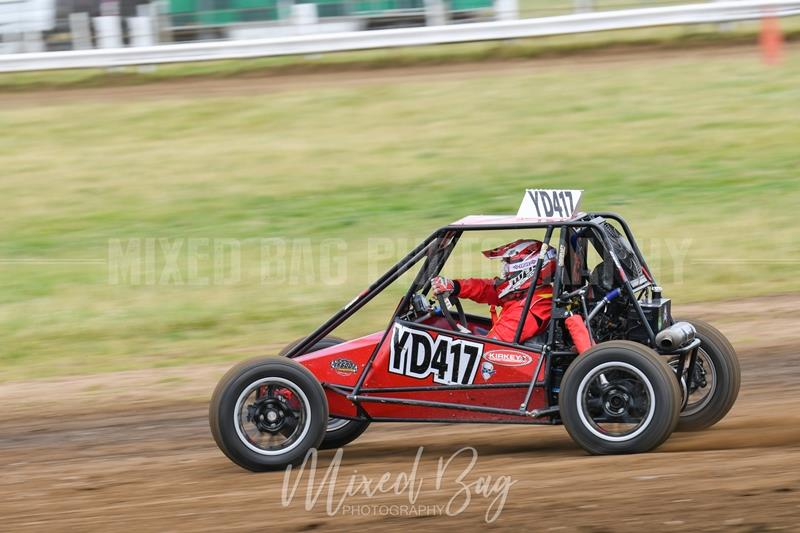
[430,276,455,295]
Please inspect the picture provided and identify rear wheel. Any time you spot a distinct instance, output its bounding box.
[209,357,327,471]
[560,341,681,455]
[280,336,370,449]
[672,318,740,431]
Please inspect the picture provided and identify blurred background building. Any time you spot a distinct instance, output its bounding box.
[1,0,711,53]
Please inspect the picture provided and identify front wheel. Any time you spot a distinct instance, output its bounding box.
[209,357,328,471]
[560,341,682,455]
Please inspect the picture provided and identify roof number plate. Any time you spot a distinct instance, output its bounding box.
[517,189,583,221]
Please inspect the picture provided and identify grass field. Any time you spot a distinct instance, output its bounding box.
[1,47,799,381]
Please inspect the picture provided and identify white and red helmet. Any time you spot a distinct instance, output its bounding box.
[482,239,556,299]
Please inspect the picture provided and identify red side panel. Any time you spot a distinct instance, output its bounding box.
[295,332,383,387]
[295,323,547,421]
[361,323,546,420]
[295,332,382,418]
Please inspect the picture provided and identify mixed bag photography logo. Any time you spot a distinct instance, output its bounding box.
[103,236,696,287]
[281,446,517,523]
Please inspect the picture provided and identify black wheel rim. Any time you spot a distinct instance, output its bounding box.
[234,377,311,456]
[576,361,656,442]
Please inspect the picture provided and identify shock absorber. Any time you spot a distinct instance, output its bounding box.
[565,314,592,354]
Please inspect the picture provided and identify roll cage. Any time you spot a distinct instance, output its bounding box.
[286,211,657,358]
[279,211,699,423]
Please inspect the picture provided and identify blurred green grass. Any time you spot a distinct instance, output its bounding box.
[1,47,798,381]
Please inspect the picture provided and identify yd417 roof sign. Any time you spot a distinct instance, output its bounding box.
[517,189,583,220]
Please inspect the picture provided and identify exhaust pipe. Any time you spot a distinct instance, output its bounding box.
[655,322,696,350]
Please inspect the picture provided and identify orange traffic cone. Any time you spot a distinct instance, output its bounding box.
[760,14,783,65]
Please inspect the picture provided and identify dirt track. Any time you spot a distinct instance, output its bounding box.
[0,295,799,531]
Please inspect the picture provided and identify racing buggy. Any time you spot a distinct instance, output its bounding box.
[210,189,740,471]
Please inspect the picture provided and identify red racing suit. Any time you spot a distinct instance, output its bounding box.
[453,278,553,344]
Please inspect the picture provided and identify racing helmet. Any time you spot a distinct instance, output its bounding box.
[482,239,556,299]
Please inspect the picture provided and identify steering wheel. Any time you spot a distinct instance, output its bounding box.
[436,293,470,333]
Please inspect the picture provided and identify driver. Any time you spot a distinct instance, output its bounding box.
[430,239,555,344]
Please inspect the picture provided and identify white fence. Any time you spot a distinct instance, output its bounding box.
[0,0,798,73]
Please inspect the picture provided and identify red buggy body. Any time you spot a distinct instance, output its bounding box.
[210,190,740,471]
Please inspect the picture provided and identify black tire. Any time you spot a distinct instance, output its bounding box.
[560,340,682,455]
[280,336,370,449]
[673,318,740,432]
[209,357,328,471]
